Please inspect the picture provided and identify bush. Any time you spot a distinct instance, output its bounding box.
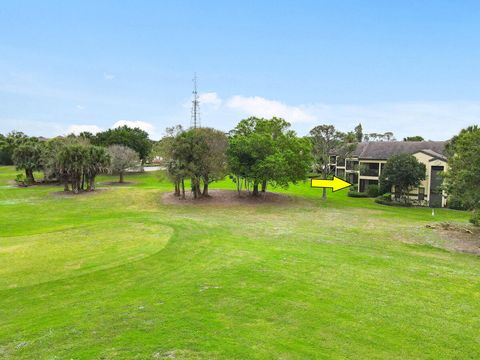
[381,192,392,201]
[348,191,369,198]
[447,196,467,210]
[375,193,412,207]
[367,184,379,198]
[14,173,30,187]
[470,210,480,226]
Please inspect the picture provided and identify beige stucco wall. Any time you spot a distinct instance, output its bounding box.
[413,152,448,207]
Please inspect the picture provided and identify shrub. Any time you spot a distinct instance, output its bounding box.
[347,191,369,198]
[381,192,392,201]
[470,210,480,226]
[367,184,379,197]
[375,193,412,207]
[14,173,30,187]
[447,196,467,210]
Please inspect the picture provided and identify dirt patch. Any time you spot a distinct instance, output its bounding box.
[8,180,58,188]
[99,181,138,186]
[50,189,109,197]
[426,223,480,255]
[162,189,295,206]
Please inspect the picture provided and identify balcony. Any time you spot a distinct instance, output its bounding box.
[361,169,379,177]
[346,160,359,171]
[360,163,380,177]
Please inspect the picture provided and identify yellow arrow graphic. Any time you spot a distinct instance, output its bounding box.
[311,176,352,192]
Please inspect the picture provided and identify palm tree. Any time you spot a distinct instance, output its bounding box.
[85,146,110,191]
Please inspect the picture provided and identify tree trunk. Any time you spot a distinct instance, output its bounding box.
[322,172,327,199]
[81,173,85,191]
[192,177,197,199]
[181,178,185,199]
[174,181,180,196]
[252,182,259,196]
[196,182,201,198]
[202,175,209,197]
[88,175,95,191]
[63,173,70,192]
[261,180,267,193]
[72,174,79,194]
[25,168,34,184]
[119,172,124,183]
[236,176,241,195]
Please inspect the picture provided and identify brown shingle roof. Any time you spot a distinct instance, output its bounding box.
[351,141,447,160]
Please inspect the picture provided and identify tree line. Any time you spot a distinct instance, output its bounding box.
[2,120,478,225]
[0,126,146,193]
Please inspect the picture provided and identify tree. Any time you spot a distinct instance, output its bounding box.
[444,126,480,225]
[12,141,43,183]
[0,131,29,165]
[108,145,139,183]
[165,127,228,199]
[150,125,184,165]
[228,117,312,196]
[57,144,88,193]
[170,130,204,199]
[310,125,356,199]
[403,136,424,142]
[42,138,110,193]
[93,126,152,164]
[84,146,110,191]
[380,154,426,203]
[41,137,70,184]
[195,128,228,196]
[158,126,185,197]
[0,134,8,164]
[354,123,363,143]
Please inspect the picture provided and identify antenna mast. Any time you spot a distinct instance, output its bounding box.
[191,73,200,128]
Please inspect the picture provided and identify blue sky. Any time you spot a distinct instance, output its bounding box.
[1,1,479,140]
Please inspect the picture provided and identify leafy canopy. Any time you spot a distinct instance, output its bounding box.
[93,126,152,162]
[228,117,312,191]
[380,154,426,201]
[444,126,480,214]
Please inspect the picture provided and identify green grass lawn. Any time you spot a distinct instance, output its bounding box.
[0,166,478,359]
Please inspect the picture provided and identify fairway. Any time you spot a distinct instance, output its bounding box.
[0,166,478,358]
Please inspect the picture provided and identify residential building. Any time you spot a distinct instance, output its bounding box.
[329,141,448,207]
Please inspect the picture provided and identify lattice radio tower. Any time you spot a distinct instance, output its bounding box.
[191,73,201,128]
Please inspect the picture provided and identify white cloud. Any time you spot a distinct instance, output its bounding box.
[67,124,103,135]
[199,92,222,108]
[226,95,315,123]
[112,120,156,136]
[75,105,85,110]
[103,73,115,80]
